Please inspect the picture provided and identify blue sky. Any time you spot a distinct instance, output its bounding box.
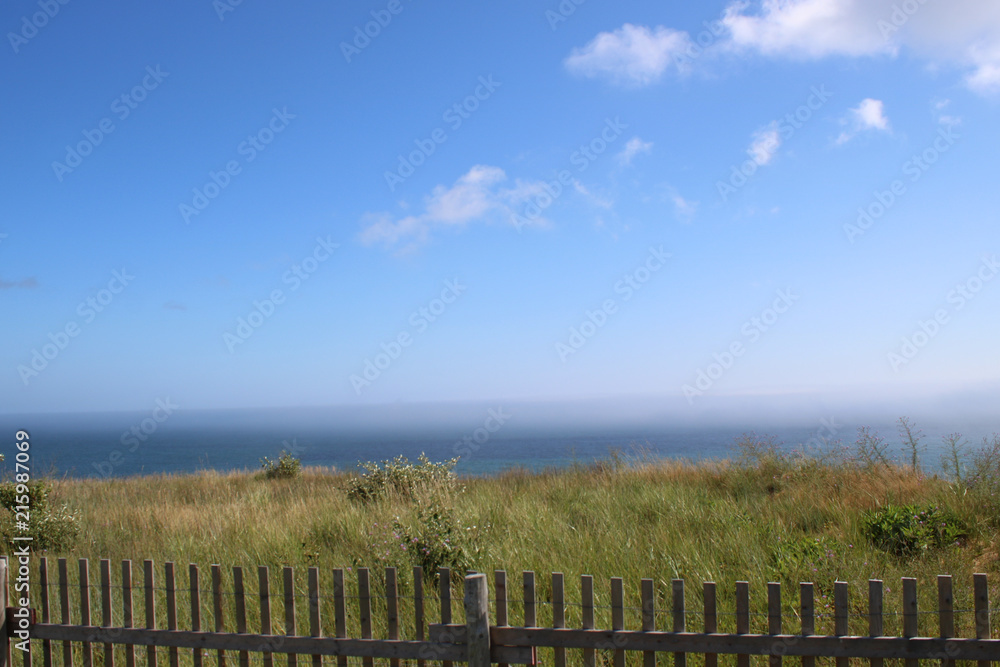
[2,0,999,421]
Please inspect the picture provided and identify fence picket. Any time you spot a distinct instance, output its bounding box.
[333,568,347,667]
[834,581,848,667]
[39,557,52,667]
[232,567,248,667]
[308,567,321,667]
[674,579,686,667]
[442,568,453,667]
[258,566,273,667]
[974,573,990,667]
[800,582,814,667]
[581,575,595,667]
[122,561,135,667]
[211,565,226,667]
[100,559,113,667]
[143,560,156,667]
[903,577,918,667]
[387,567,400,667]
[552,573,565,667]
[523,572,535,628]
[165,562,178,667]
[191,564,203,667]
[703,582,717,667]
[80,559,93,667]
[768,582,781,667]
[611,577,625,667]
[869,580,883,667]
[938,575,955,667]
[359,567,372,667]
[642,578,655,667]
[415,567,426,667]
[282,567,296,667]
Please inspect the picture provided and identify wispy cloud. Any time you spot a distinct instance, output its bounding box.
[748,123,782,165]
[0,277,38,289]
[564,24,692,87]
[836,98,890,144]
[359,165,556,251]
[617,137,653,165]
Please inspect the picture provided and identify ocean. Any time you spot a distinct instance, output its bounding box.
[0,405,996,479]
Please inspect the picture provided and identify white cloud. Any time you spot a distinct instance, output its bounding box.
[747,123,782,165]
[570,2,1000,95]
[617,137,653,165]
[359,166,570,250]
[836,98,891,144]
[564,24,692,86]
[720,0,1000,94]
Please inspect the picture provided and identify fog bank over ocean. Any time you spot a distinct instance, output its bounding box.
[2,390,997,478]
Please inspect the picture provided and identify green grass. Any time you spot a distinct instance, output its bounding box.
[6,449,1000,666]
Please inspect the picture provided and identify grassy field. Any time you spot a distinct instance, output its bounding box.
[6,438,1000,665]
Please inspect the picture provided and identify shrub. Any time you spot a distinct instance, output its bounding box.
[368,499,486,578]
[0,480,79,551]
[861,504,967,557]
[258,451,302,480]
[346,454,457,503]
[964,435,1000,523]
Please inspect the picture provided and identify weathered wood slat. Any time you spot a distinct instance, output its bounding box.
[39,557,52,667]
[767,582,780,667]
[869,580,884,667]
[735,581,749,667]
[800,582,814,667]
[59,558,72,667]
[387,567,400,667]
[332,568,346,667]
[974,573,991,667]
[581,575,595,667]
[30,625,471,661]
[122,561,135,667]
[642,578,655,667]
[211,565,226,667]
[100,559,113,667]
[359,567,373,667]
[903,577,918,667]
[191,564,203,667]
[674,579,686,667]
[232,567,248,667]
[307,567,321,667]
[522,572,535,629]
[703,582,717,667]
[939,575,954,667]
[80,558,94,667]
[165,563,178,667]
[415,566,426,667]
[283,566,297,667]
[552,573,565,667]
[481,627,1000,660]
[493,570,506,667]
[441,567,453,667]
[834,581,848,667]
[143,560,156,667]
[611,577,625,667]
[258,566,273,667]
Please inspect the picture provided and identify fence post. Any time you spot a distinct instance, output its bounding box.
[465,574,490,667]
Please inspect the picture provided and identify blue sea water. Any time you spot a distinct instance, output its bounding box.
[0,406,995,479]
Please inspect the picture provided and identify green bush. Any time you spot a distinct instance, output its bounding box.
[0,480,79,551]
[965,435,1000,524]
[861,504,967,557]
[345,454,457,503]
[258,451,302,480]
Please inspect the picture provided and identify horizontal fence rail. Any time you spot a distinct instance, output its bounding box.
[1,558,997,667]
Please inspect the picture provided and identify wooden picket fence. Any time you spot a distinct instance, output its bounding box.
[1,558,998,667]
